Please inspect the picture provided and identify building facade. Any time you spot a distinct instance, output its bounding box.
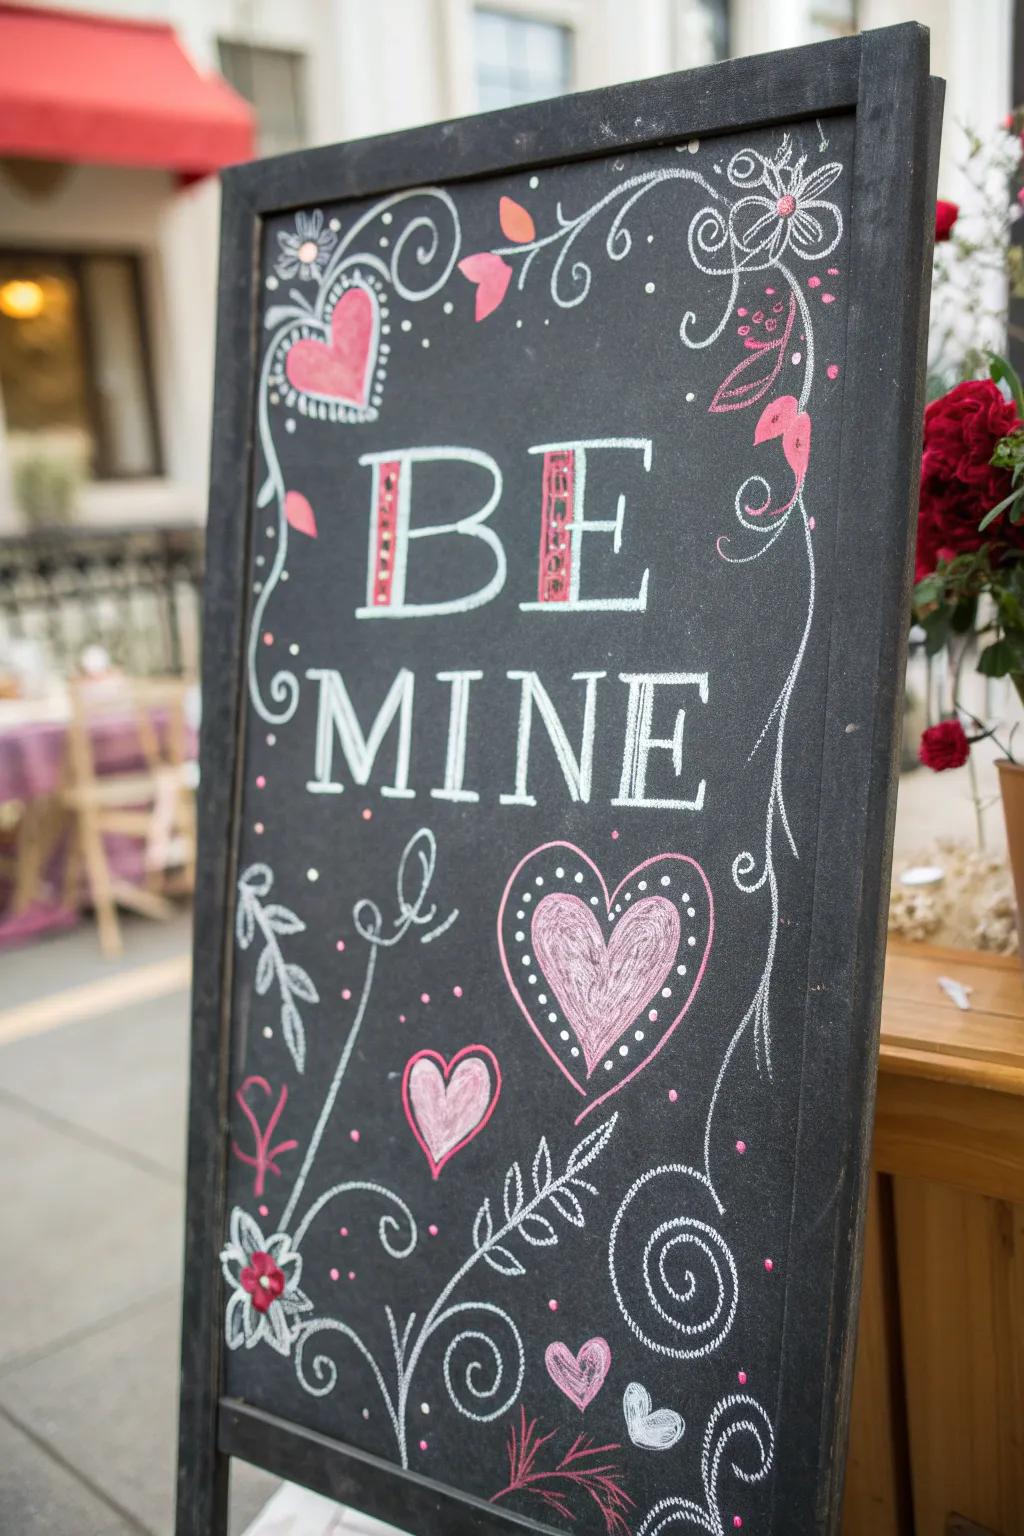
[0,0,1012,531]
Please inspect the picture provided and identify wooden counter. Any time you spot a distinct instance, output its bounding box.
[843,943,1024,1536]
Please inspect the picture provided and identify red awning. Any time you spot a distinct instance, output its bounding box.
[0,3,255,178]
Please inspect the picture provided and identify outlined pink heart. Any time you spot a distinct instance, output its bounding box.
[545,1337,611,1412]
[401,1046,501,1179]
[285,286,376,405]
[498,843,713,1122]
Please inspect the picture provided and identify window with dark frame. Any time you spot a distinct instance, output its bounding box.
[218,40,308,157]
[0,250,161,482]
[474,8,573,112]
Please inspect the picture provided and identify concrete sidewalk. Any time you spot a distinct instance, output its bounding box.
[0,911,279,1535]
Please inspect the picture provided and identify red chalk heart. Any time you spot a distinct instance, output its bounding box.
[285,287,376,405]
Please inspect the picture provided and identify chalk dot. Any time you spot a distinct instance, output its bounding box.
[266,275,278,290]
[548,1298,558,1311]
[341,988,352,1001]
[687,906,696,918]
[522,892,532,903]
[661,987,671,998]
[422,336,431,347]
[738,1369,747,1385]
[677,964,687,975]
[399,1014,406,1023]
[421,1402,430,1414]
[809,275,821,288]
[590,896,598,905]
[538,993,547,1004]
[764,1258,774,1272]
[822,292,836,304]
[516,910,525,919]
[329,218,341,231]
[379,235,389,248]
[361,807,373,821]
[285,419,296,434]
[307,868,319,882]
[687,137,699,153]
[421,992,430,1004]
[401,319,412,331]
[614,903,621,914]
[736,1140,747,1154]
[288,640,299,654]
[254,822,265,835]
[685,391,695,402]
[266,733,276,746]
[330,1267,340,1281]
[350,1129,361,1143]
[648,1009,658,1022]
[634,1029,645,1042]
[348,1271,356,1281]
[336,939,345,952]
[535,875,544,886]
[339,1227,349,1237]
[668,1088,678,1103]
[256,775,266,789]
[548,1012,558,1023]
[574,871,584,883]
[382,211,393,225]
[263,632,274,646]
[827,363,840,379]
[604,1060,614,1071]
[453,985,463,998]
[570,1047,579,1057]
[638,880,647,890]
[624,893,632,902]
[809,516,816,530]
[611,829,620,840]
[555,866,565,878]
[528,974,537,985]
[644,281,656,294]
[515,319,522,329]
[618,1044,628,1056]
[259,1204,269,1217]
[362,1408,370,1420]
[733,1519,743,1531]
[792,351,802,365]
[521,956,531,967]
[263,1026,273,1038]
[682,892,690,903]
[419,1440,428,1452]
[560,1030,570,1041]
[428,1224,439,1236]
[660,875,670,886]
[515,930,525,942]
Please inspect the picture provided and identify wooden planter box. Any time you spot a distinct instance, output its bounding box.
[843,943,1024,1536]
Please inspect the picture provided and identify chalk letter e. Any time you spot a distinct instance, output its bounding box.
[357,447,506,619]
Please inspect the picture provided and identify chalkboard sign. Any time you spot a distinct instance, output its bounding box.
[178,27,941,1536]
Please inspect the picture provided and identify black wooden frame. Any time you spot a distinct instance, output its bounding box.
[177,26,941,1536]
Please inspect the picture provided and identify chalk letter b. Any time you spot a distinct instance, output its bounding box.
[357,447,506,619]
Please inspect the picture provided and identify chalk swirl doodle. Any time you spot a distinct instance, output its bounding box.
[608,1164,738,1360]
[249,190,462,725]
[637,1394,775,1535]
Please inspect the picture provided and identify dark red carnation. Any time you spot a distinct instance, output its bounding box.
[935,199,959,241]
[916,379,1022,580]
[919,719,970,771]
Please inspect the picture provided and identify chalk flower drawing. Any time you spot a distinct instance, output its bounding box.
[275,208,338,282]
[636,1393,774,1535]
[224,829,617,1469]
[221,1209,311,1357]
[236,862,317,1073]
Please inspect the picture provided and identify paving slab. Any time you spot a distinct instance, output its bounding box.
[2,907,193,1014]
[0,1409,140,1535]
[1,985,189,1180]
[0,1097,183,1370]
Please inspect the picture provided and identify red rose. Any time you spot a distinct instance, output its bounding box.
[916,379,1022,580]
[919,719,970,771]
[935,199,959,241]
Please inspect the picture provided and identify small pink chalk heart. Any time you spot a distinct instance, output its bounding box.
[545,1337,612,1412]
[401,1046,501,1179]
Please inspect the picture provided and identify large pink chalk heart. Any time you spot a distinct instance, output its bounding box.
[545,1337,611,1412]
[498,843,713,1122]
[401,1046,501,1179]
[285,286,376,405]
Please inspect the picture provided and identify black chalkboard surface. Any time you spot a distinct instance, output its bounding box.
[178,26,941,1536]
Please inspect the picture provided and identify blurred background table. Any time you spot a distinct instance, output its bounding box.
[844,941,1024,1536]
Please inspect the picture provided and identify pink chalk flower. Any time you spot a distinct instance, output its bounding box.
[221,1208,311,1356]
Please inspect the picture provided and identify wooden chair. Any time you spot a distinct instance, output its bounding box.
[61,674,197,956]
